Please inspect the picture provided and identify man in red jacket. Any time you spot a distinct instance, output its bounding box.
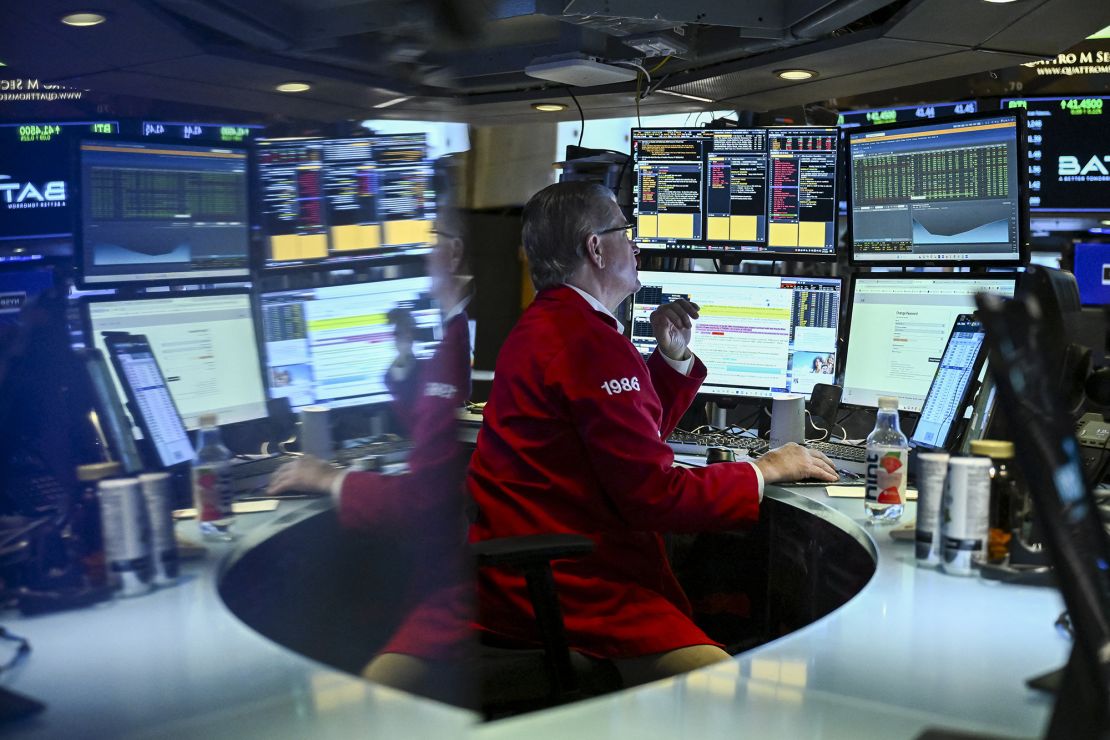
[468,181,836,687]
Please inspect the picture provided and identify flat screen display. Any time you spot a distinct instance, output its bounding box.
[78,139,251,285]
[0,121,119,261]
[848,112,1025,265]
[841,275,1017,412]
[631,271,842,399]
[104,334,195,468]
[259,277,437,410]
[256,134,435,269]
[836,101,978,129]
[1074,242,1110,305]
[910,315,986,450]
[83,291,269,431]
[1002,97,1110,213]
[631,127,839,258]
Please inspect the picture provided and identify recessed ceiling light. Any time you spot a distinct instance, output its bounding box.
[1101,220,1110,226]
[532,103,568,112]
[982,0,1018,3]
[60,11,107,27]
[775,69,817,81]
[275,81,311,93]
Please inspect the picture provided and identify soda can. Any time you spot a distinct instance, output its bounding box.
[940,457,993,576]
[139,472,179,585]
[97,477,153,596]
[915,452,950,566]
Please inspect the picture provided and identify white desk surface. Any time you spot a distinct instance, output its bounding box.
[2,485,1065,739]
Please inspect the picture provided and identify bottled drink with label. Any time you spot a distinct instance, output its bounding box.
[191,414,235,540]
[864,396,910,524]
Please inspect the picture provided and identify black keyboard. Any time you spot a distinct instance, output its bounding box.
[806,440,867,463]
[667,430,769,457]
[231,454,294,479]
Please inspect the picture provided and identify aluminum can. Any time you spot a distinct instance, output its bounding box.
[97,477,153,596]
[139,472,179,585]
[940,457,993,576]
[915,452,950,566]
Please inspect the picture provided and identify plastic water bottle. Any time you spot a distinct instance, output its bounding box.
[864,396,910,524]
[191,413,235,540]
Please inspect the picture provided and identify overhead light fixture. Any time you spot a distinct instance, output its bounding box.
[657,90,715,104]
[525,56,637,87]
[775,69,817,81]
[60,11,107,27]
[275,81,311,93]
[982,0,1018,3]
[373,96,412,109]
[532,103,567,112]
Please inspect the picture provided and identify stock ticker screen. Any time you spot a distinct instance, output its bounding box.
[256,134,435,269]
[630,128,839,258]
[1002,97,1110,213]
[631,271,841,399]
[847,112,1024,265]
[78,139,251,285]
[836,101,978,129]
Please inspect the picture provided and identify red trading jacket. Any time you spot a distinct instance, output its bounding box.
[337,312,473,660]
[468,286,762,659]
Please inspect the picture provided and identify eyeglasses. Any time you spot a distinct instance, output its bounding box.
[597,223,636,242]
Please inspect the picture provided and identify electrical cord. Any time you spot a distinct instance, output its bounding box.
[566,87,585,147]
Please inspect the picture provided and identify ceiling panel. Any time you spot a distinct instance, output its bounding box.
[985,0,1110,55]
[722,48,1040,111]
[884,0,1049,47]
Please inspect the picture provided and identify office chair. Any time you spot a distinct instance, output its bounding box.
[472,533,623,717]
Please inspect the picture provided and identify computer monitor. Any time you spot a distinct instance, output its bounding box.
[840,274,1017,413]
[82,290,269,431]
[630,127,839,259]
[258,276,437,410]
[0,120,119,262]
[976,290,1110,738]
[909,314,987,451]
[1001,96,1110,213]
[103,333,195,470]
[1074,243,1110,306]
[631,271,842,399]
[256,134,435,269]
[836,101,978,129]
[76,138,251,286]
[847,111,1027,265]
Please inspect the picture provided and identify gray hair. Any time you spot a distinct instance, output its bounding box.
[521,181,617,291]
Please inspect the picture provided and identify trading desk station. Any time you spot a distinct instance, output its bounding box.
[2,2,1110,738]
[3,480,1065,739]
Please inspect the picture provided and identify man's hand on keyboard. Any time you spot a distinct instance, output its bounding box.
[755,443,838,484]
[267,455,341,497]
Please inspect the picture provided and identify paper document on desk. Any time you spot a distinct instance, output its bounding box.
[826,486,917,500]
[173,500,280,519]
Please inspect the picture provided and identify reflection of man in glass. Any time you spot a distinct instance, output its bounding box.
[384,307,421,436]
[268,156,475,706]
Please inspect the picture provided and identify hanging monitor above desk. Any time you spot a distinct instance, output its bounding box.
[76,138,251,286]
[847,110,1027,266]
[256,134,435,270]
[630,127,839,259]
